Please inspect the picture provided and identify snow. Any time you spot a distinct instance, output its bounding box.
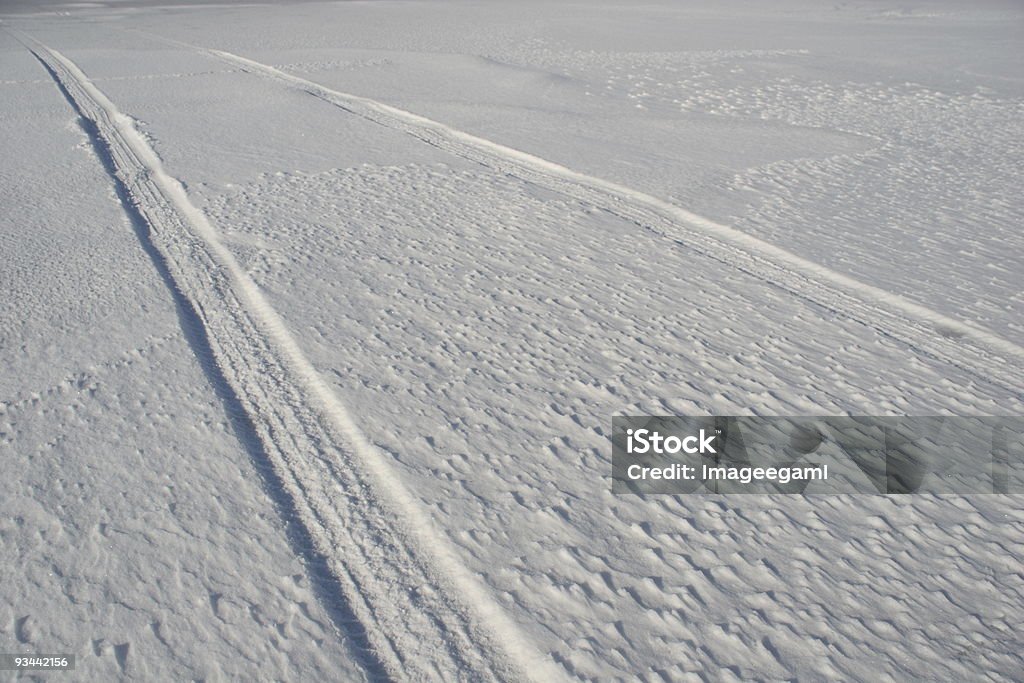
[2,0,1022,681]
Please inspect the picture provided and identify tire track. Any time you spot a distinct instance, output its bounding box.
[19,33,557,683]
[173,38,1023,397]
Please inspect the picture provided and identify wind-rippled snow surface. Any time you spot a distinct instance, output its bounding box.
[2,0,1022,680]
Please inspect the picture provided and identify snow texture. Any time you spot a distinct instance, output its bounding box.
[2,0,1022,681]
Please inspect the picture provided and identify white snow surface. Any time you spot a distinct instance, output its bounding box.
[2,0,1022,681]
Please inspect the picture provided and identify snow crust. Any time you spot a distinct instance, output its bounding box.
[2,0,1022,680]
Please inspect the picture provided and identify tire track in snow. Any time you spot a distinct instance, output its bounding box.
[179,39,1023,397]
[21,34,558,683]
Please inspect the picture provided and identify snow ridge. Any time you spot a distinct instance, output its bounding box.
[190,41,1023,397]
[21,34,558,683]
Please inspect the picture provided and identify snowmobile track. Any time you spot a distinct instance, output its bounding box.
[174,38,1024,398]
[20,33,558,683]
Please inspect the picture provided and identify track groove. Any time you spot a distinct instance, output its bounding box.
[179,40,1022,397]
[20,33,555,683]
